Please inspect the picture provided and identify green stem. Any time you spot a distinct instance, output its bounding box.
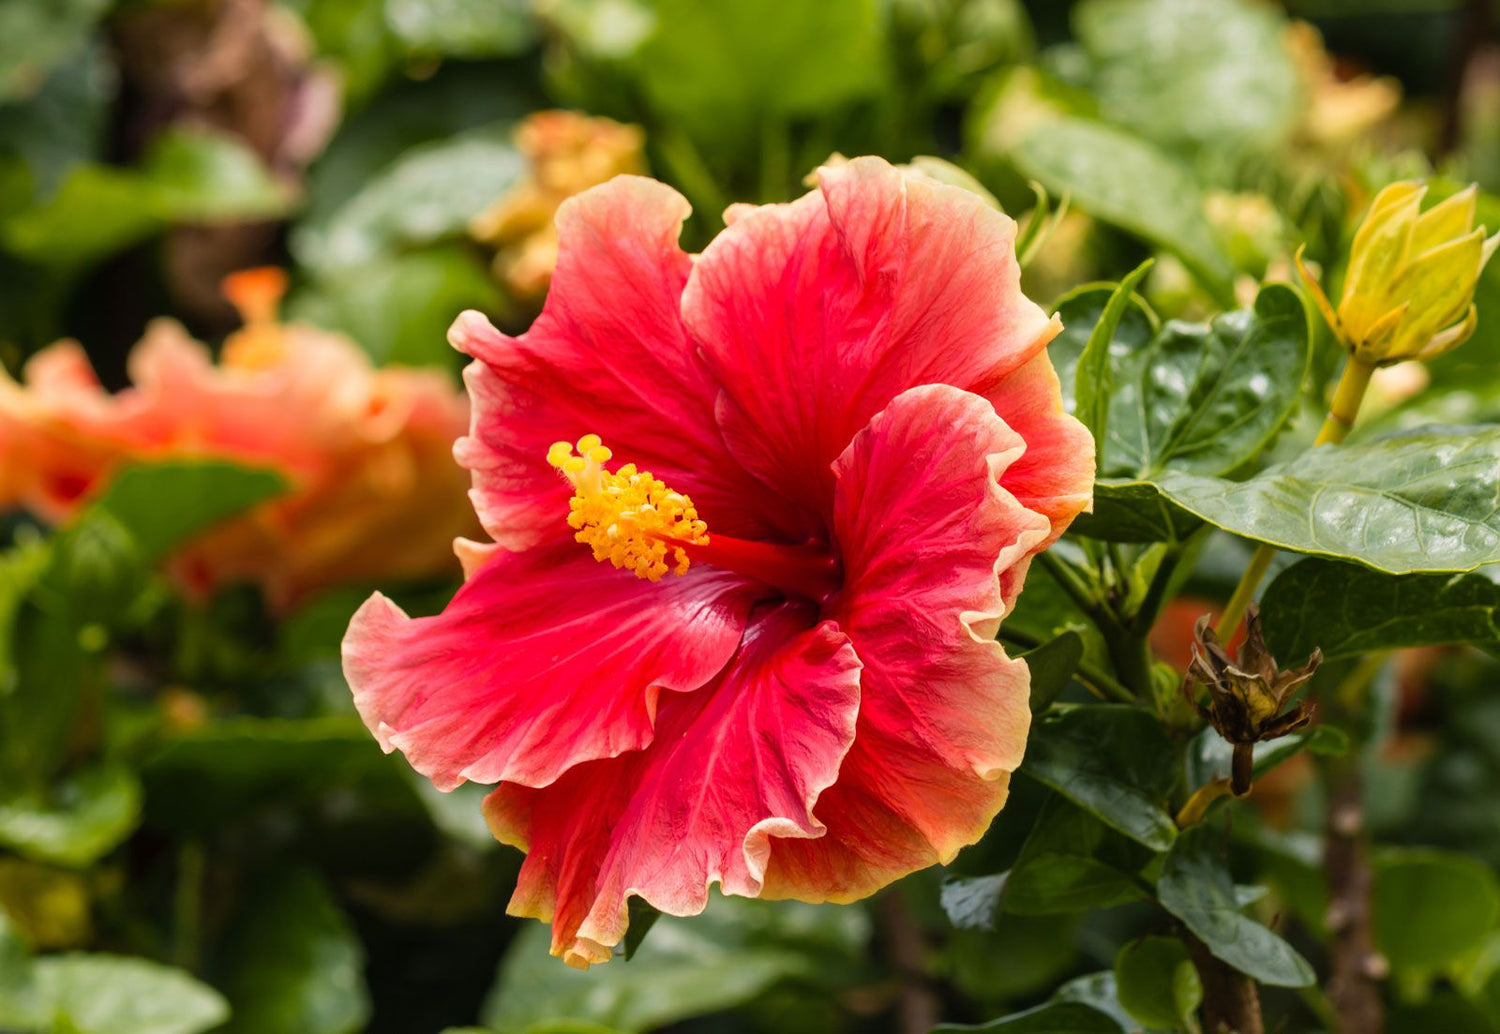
[1215,356,1376,637]
[173,840,206,971]
[1037,550,1107,620]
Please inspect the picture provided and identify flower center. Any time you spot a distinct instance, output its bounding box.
[546,436,841,601]
[548,435,709,582]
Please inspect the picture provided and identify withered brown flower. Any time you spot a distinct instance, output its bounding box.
[1186,604,1322,794]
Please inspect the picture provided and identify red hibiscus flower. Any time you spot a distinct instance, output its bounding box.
[342,157,1095,967]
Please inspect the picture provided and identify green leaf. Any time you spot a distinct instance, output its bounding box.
[1262,558,1500,662]
[1049,280,1159,419]
[941,801,1149,927]
[385,0,535,57]
[1011,116,1234,303]
[0,764,141,868]
[88,461,288,564]
[1071,480,1204,543]
[635,0,885,144]
[1073,0,1298,154]
[1003,854,1149,917]
[1108,285,1310,478]
[1114,936,1203,1031]
[1021,631,1085,712]
[482,897,867,1034]
[1065,282,1309,489]
[1073,259,1154,464]
[289,244,503,368]
[939,873,1008,931]
[1158,824,1316,987]
[1021,705,1179,852]
[32,954,229,1034]
[623,898,663,961]
[219,869,371,1034]
[934,1001,1124,1033]
[1099,427,1500,571]
[292,123,523,273]
[3,129,293,272]
[0,0,109,101]
[1374,848,1500,975]
[1002,796,1152,916]
[138,128,296,222]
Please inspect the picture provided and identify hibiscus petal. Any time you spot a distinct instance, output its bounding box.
[484,606,861,967]
[342,544,755,791]
[764,384,1051,902]
[686,156,1060,522]
[449,176,783,548]
[981,351,1097,545]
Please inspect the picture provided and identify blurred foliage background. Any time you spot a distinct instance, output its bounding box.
[2,0,1500,1032]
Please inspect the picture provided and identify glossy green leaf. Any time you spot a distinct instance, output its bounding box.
[219,869,371,1034]
[1021,631,1085,712]
[482,897,867,1034]
[1011,117,1234,302]
[0,764,140,868]
[1158,825,1316,987]
[1003,854,1150,916]
[1070,480,1204,543]
[1374,848,1500,974]
[1074,0,1298,153]
[32,954,229,1034]
[1074,259,1154,464]
[292,124,523,273]
[1262,558,1500,661]
[1021,705,1179,851]
[1004,796,1152,916]
[943,794,1151,928]
[1104,285,1309,478]
[1114,936,1202,1031]
[1101,427,1500,571]
[1063,282,1309,484]
[1049,280,1159,418]
[934,1001,1124,1033]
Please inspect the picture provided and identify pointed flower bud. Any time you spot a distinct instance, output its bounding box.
[1298,181,1499,366]
[1186,605,1321,795]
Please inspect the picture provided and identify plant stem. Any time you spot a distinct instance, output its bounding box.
[1186,931,1265,1034]
[876,891,939,1034]
[1215,357,1376,637]
[1038,550,1106,619]
[1322,654,1389,1034]
[173,840,206,971]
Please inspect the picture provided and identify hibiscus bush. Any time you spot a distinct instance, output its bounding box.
[4,1,1500,1033]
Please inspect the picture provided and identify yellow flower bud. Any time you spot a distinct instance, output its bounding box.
[1297,181,1499,366]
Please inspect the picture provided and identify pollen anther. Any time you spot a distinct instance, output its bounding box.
[546,436,708,581]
